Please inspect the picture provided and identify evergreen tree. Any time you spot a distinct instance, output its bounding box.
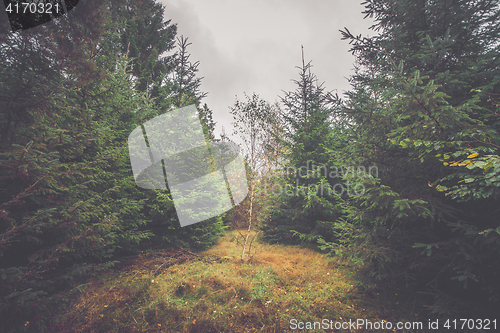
[326,0,500,317]
[118,0,177,94]
[261,49,341,244]
[281,47,338,168]
[136,34,223,252]
[158,36,207,110]
[0,1,224,330]
[0,2,154,328]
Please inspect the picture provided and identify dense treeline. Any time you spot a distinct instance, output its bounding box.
[261,0,500,319]
[0,1,222,331]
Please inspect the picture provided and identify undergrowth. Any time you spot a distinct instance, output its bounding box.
[53,231,423,332]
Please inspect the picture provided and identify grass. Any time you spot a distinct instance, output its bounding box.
[54,231,424,332]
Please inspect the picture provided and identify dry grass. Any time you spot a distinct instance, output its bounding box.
[54,231,423,332]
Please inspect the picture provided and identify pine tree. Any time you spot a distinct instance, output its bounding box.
[119,0,177,94]
[135,33,224,251]
[330,0,500,317]
[158,36,207,110]
[281,46,338,168]
[0,3,155,327]
[261,48,341,244]
[0,1,223,330]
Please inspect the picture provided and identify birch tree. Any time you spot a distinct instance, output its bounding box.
[229,93,280,260]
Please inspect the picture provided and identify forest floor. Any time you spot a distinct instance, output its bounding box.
[54,231,425,332]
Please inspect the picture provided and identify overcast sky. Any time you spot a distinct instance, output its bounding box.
[159,0,375,137]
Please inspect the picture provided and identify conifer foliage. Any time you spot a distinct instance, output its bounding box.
[0,1,222,331]
[261,48,341,244]
[260,0,500,318]
[324,0,500,317]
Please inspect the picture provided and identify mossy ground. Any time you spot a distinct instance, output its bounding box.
[54,231,424,332]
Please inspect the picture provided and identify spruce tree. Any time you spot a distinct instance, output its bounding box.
[329,0,500,317]
[262,48,341,244]
[280,47,337,168]
[157,35,207,110]
[119,0,177,94]
[0,1,223,330]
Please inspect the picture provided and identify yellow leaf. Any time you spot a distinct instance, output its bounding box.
[467,153,479,159]
[443,162,449,166]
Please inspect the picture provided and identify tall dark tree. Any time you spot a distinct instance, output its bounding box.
[119,0,177,94]
[0,2,153,330]
[0,1,223,331]
[280,47,338,168]
[160,36,207,109]
[326,0,500,317]
[262,49,341,244]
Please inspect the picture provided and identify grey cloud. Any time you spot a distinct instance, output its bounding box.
[159,0,374,137]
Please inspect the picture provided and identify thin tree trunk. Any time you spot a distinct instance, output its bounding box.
[241,184,254,260]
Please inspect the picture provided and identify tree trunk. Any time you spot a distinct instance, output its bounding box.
[241,184,254,260]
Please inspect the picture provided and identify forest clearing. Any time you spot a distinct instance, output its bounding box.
[1,0,499,332]
[53,231,422,332]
